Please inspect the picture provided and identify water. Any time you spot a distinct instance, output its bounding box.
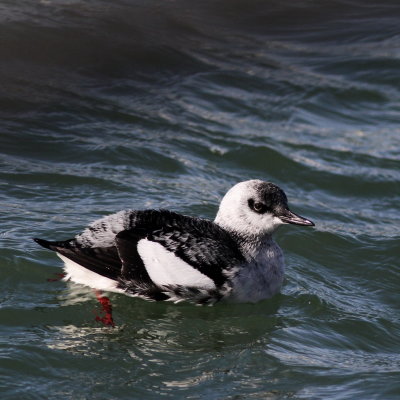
[1,0,399,398]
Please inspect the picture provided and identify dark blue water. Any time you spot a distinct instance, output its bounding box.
[1,1,399,399]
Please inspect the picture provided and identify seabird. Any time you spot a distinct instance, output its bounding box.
[34,180,314,305]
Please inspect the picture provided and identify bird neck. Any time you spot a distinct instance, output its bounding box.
[229,230,276,261]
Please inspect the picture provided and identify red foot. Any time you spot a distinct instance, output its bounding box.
[94,290,115,327]
[47,273,66,282]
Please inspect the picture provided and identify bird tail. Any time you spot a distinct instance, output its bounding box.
[33,237,74,251]
[33,237,122,282]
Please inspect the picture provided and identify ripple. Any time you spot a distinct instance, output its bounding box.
[1,1,400,399]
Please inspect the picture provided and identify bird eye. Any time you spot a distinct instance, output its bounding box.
[254,202,264,212]
[248,199,267,214]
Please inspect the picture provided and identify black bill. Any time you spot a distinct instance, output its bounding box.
[278,209,315,226]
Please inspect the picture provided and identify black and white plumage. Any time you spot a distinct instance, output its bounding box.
[34,180,314,305]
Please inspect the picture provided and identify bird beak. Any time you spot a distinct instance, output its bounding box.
[278,209,315,226]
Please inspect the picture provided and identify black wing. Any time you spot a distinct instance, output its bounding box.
[116,210,245,288]
[34,210,244,294]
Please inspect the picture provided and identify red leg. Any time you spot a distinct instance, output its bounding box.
[94,290,115,327]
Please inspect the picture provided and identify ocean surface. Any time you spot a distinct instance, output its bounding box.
[1,1,399,399]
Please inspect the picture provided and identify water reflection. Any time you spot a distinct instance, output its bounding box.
[47,281,282,355]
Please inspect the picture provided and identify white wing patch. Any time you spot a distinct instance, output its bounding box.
[137,239,216,289]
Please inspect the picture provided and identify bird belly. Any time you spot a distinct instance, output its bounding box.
[57,253,124,293]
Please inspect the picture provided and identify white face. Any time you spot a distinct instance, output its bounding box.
[214,180,286,237]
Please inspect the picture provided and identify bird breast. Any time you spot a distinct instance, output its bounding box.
[228,240,285,303]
